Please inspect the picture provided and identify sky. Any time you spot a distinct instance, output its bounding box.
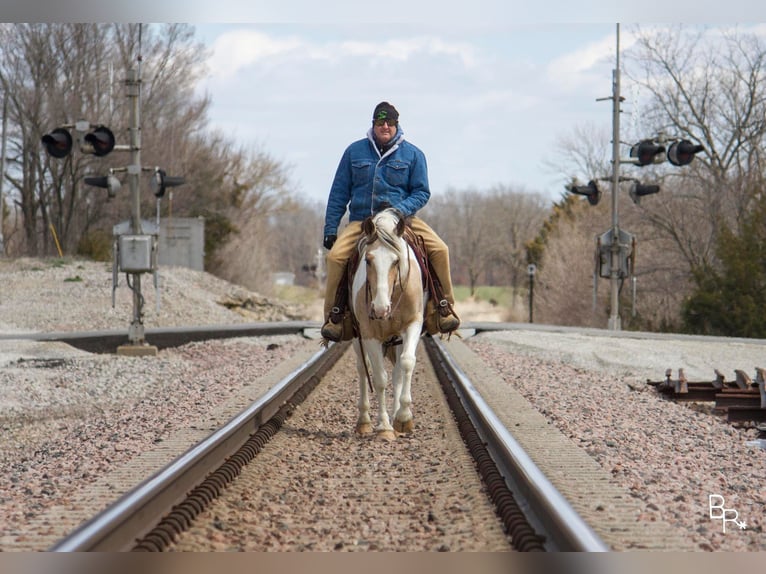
[8,1,766,207]
[188,16,766,207]
[193,22,623,206]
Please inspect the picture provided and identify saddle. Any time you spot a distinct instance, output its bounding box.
[328,221,451,340]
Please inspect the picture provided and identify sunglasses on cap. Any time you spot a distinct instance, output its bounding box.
[373,118,398,127]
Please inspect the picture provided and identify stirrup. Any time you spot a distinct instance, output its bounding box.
[329,305,346,323]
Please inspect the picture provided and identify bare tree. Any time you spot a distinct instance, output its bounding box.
[422,186,548,298]
[543,121,613,186]
[207,146,299,292]
[625,25,766,268]
[482,186,548,291]
[0,24,213,255]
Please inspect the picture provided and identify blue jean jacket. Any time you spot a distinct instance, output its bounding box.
[323,127,431,237]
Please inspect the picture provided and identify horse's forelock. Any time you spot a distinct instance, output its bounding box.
[375,223,405,259]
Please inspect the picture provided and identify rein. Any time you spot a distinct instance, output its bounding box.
[364,257,409,320]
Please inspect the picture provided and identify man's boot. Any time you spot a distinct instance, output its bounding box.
[321,263,350,342]
[321,306,345,342]
[436,299,460,333]
[427,262,460,334]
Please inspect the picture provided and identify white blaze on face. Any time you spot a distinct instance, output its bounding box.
[366,246,398,319]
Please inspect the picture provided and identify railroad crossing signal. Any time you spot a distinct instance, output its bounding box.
[84,174,122,198]
[42,123,115,158]
[565,179,601,206]
[150,168,185,198]
[627,138,704,167]
[83,125,116,157]
[629,140,666,166]
[41,128,73,158]
[628,181,660,205]
[667,140,705,166]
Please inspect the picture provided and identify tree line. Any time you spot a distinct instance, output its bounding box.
[2,24,765,337]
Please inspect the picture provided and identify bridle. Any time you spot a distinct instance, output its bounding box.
[363,251,410,321]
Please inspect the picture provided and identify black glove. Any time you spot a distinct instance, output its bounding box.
[323,234,337,250]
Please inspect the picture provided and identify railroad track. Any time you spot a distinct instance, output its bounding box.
[46,330,606,552]
[647,367,766,424]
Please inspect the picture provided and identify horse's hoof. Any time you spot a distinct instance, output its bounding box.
[394,419,414,433]
[355,423,373,435]
[376,429,396,442]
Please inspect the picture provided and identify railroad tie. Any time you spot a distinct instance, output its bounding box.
[713,369,726,390]
[734,369,753,390]
[756,367,766,409]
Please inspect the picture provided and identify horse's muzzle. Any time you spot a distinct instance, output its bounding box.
[368,304,391,320]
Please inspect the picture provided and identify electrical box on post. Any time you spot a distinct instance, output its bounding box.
[596,229,635,279]
[118,234,156,273]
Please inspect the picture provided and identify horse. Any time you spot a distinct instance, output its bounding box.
[350,208,426,441]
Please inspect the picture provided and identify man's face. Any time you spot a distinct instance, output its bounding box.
[373,118,397,146]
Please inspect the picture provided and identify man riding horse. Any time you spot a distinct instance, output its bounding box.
[321,101,460,342]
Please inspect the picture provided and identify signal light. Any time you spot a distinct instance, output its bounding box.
[83,125,115,157]
[628,182,660,205]
[565,179,601,206]
[41,128,73,158]
[667,140,704,166]
[84,174,122,198]
[630,140,666,166]
[151,168,185,198]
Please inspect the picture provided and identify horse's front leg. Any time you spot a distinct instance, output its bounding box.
[393,322,422,434]
[365,341,395,440]
[352,340,372,435]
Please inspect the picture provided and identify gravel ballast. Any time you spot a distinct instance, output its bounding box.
[1,257,764,551]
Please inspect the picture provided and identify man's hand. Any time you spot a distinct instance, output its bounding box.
[323,235,337,250]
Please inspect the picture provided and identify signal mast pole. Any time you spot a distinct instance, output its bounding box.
[125,65,146,346]
[608,23,622,331]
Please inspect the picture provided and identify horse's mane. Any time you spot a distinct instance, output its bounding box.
[358,209,406,260]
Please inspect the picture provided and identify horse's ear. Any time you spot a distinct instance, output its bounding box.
[362,217,375,237]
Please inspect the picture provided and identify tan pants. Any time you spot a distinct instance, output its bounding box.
[323,216,455,319]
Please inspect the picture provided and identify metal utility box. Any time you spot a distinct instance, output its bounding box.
[596,228,635,279]
[113,219,159,274]
[118,234,156,273]
[159,218,205,271]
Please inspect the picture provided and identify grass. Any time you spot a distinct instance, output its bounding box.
[453,285,517,307]
[272,284,322,306]
[272,282,520,312]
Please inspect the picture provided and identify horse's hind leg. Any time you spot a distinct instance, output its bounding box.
[352,341,372,435]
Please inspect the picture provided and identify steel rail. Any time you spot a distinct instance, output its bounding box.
[424,335,609,552]
[49,341,348,552]
[47,327,607,552]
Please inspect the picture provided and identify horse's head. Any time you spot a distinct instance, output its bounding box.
[359,209,408,320]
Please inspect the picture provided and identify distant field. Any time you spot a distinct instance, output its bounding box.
[453,286,517,307]
[273,284,322,306]
[272,283,525,323]
[275,285,520,307]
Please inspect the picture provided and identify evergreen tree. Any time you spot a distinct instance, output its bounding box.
[682,194,766,337]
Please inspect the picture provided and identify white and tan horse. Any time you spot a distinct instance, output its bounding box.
[350,208,426,441]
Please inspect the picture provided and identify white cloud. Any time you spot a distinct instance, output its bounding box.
[207,29,306,78]
[196,24,628,202]
[206,27,480,82]
[545,33,616,93]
